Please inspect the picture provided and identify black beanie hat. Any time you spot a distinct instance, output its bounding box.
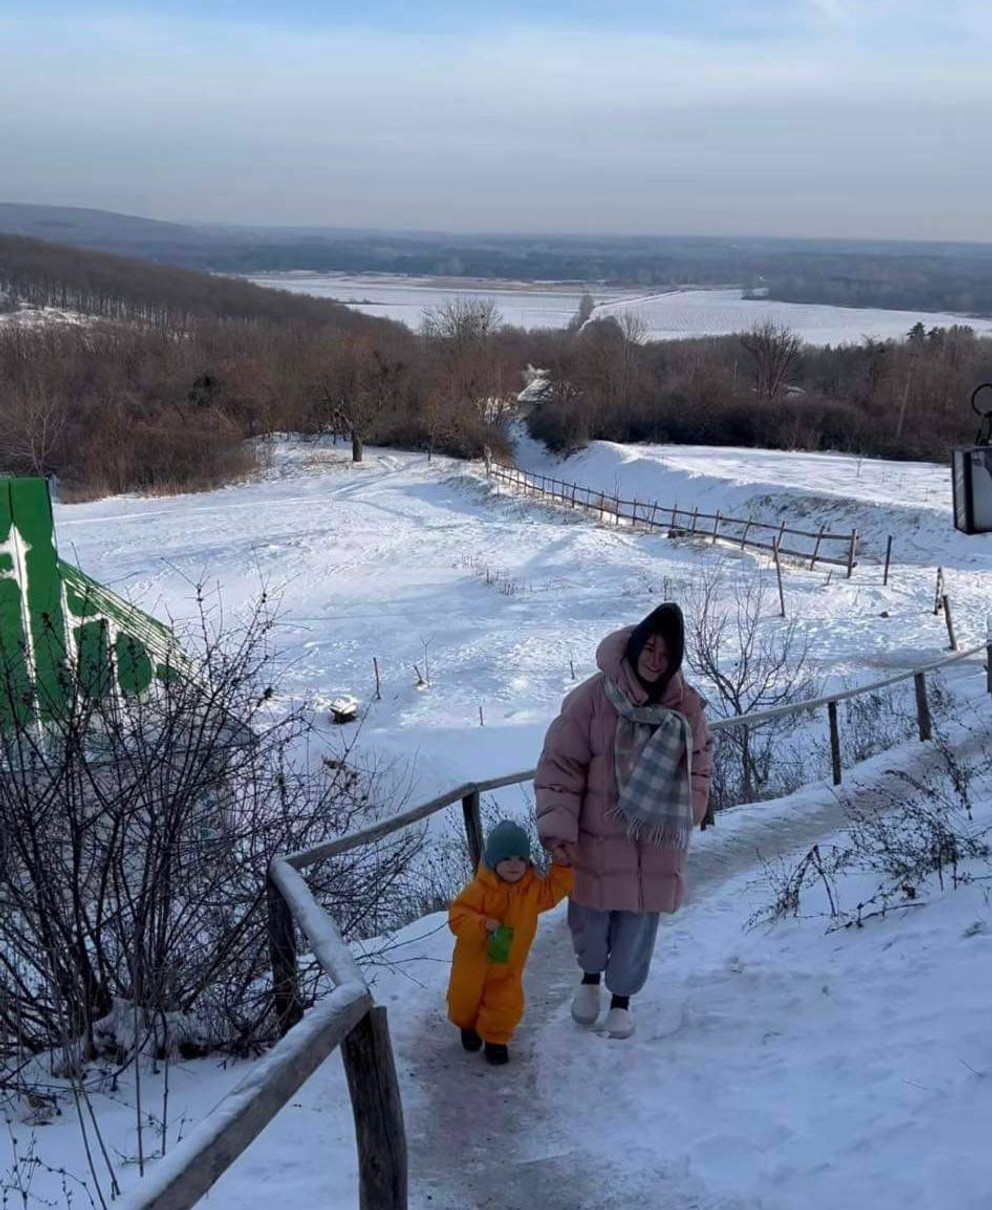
[625,602,685,700]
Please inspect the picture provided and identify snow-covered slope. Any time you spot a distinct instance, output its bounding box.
[13,435,990,1208]
[21,733,992,1209]
[514,433,985,568]
[52,438,992,808]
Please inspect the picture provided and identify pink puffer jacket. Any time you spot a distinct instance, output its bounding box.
[535,627,713,914]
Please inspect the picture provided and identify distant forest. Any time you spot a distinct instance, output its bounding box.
[3,203,992,317]
[2,233,991,500]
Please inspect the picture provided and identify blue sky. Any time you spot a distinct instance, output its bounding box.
[1,2,990,238]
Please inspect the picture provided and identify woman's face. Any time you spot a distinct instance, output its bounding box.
[636,633,669,683]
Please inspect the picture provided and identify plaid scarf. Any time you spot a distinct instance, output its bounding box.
[603,676,694,852]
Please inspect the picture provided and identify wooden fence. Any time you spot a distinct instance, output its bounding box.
[123,639,992,1210]
[487,461,859,575]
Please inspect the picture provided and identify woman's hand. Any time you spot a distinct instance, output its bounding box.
[545,841,574,866]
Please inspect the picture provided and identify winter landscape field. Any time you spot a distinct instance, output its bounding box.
[11,432,991,1209]
[247,273,992,345]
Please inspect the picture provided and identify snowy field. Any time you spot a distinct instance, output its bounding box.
[245,272,633,330]
[10,435,992,1207]
[247,272,992,345]
[51,436,992,804]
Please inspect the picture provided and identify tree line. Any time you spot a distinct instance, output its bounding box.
[2,236,992,498]
[526,316,992,463]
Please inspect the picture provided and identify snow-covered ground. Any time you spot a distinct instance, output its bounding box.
[50,437,992,805]
[9,435,992,1207]
[247,272,992,346]
[591,286,992,345]
[14,732,992,1209]
[245,272,632,331]
[0,303,90,329]
[514,433,986,568]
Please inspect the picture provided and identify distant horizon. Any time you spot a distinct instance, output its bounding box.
[2,3,989,243]
[3,199,992,252]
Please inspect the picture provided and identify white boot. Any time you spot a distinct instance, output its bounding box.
[571,982,602,1026]
[603,1006,635,1039]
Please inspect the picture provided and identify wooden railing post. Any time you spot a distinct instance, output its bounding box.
[267,875,303,1036]
[461,789,484,869]
[847,528,858,579]
[772,535,787,619]
[987,617,992,697]
[943,595,958,651]
[828,701,842,786]
[883,535,893,586]
[342,1007,408,1210]
[809,524,826,571]
[914,671,932,742]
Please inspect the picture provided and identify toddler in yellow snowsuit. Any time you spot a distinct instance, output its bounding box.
[447,820,572,1065]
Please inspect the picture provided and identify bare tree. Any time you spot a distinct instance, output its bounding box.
[0,382,68,476]
[567,291,596,333]
[421,297,510,430]
[315,334,405,463]
[740,321,802,402]
[685,563,818,804]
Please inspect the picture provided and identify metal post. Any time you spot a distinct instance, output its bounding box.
[847,528,857,579]
[267,876,303,1036]
[913,671,932,742]
[461,789,484,870]
[883,535,893,587]
[828,701,842,786]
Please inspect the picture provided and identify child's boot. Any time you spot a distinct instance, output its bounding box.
[460,1028,483,1052]
[484,1042,509,1066]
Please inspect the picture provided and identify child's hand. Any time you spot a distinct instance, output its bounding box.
[485,918,501,934]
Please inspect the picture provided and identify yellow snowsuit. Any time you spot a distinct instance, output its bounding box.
[447,862,573,1044]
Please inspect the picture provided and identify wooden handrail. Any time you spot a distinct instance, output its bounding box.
[120,981,371,1210]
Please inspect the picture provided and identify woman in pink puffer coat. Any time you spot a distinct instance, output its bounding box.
[535,603,713,1039]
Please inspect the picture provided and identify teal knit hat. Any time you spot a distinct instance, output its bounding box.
[484,820,531,870]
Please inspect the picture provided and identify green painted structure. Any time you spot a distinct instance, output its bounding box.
[0,477,193,725]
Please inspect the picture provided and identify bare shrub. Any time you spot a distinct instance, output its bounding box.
[752,719,992,931]
[0,587,417,1070]
[685,562,819,807]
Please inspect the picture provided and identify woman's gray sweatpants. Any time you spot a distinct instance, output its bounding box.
[567,901,660,998]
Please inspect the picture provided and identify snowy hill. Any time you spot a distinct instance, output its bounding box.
[14,434,991,1208]
[52,436,992,807]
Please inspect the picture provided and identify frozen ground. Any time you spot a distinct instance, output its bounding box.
[9,435,992,1207]
[247,272,992,346]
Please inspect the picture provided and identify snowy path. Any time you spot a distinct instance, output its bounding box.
[404,720,991,1210]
